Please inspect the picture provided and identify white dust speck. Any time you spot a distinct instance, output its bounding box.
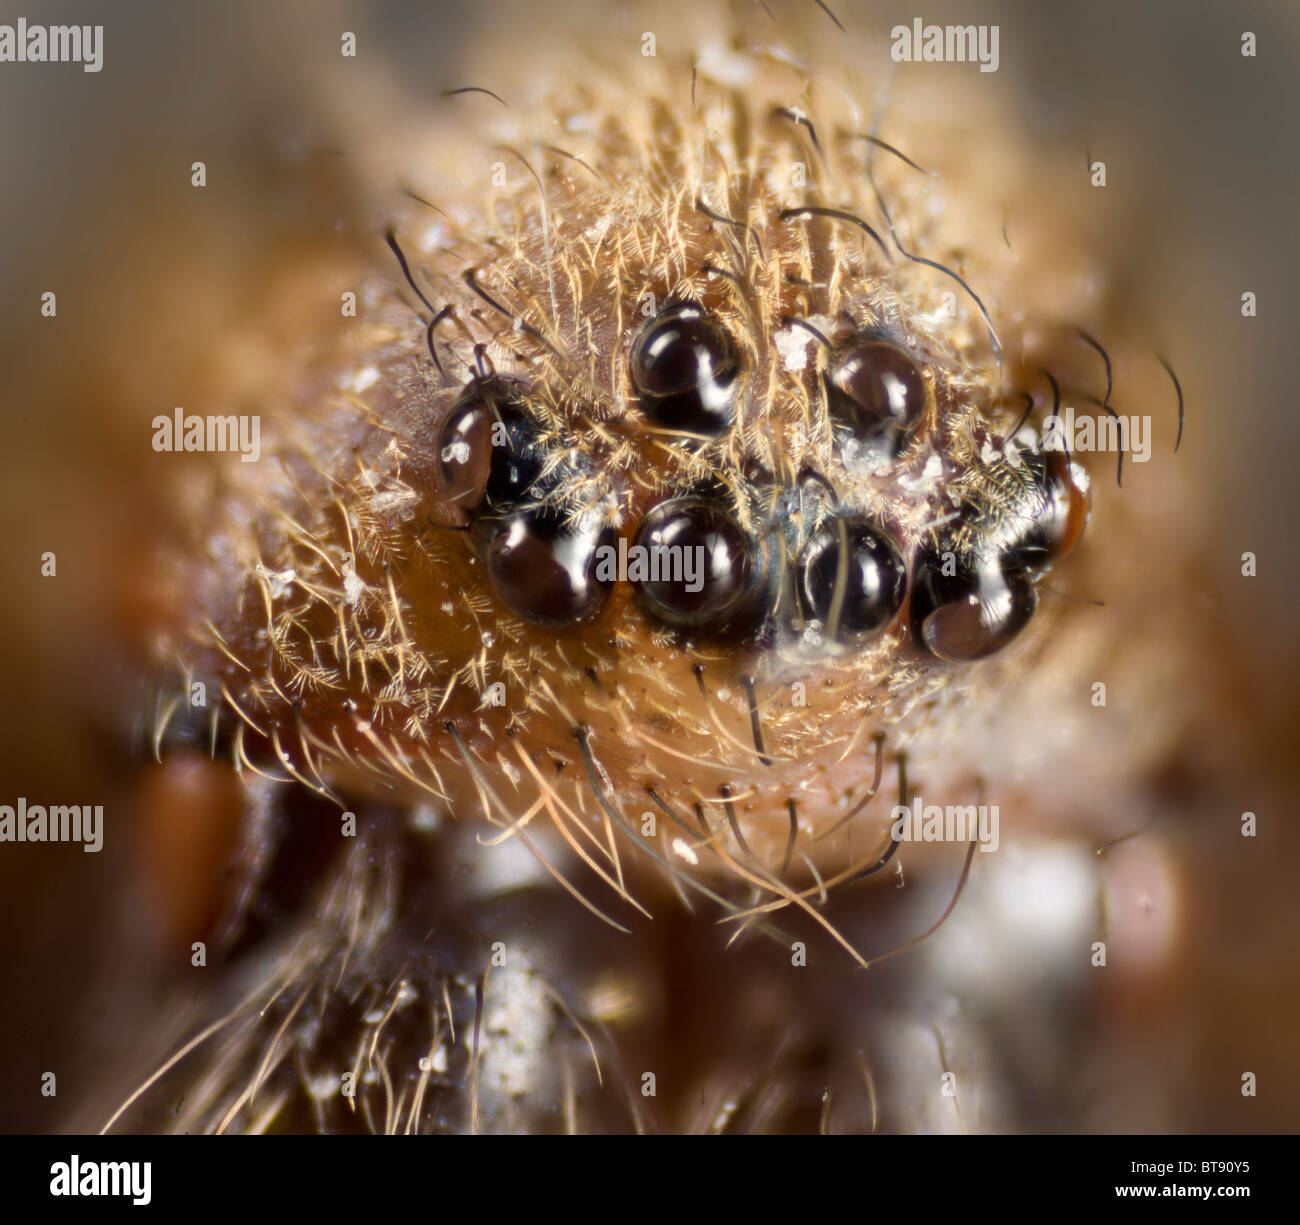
[348,365,380,393]
[585,214,614,243]
[697,42,754,88]
[419,1045,449,1074]
[370,487,419,520]
[409,804,442,833]
[898,452,944,494]
[258,565,296,601]
[306,1074,338,1101]
[418,223,447,253]
[774,326,811,373]
[671,837,699,866]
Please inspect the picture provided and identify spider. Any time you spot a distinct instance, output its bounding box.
[12,0,1287,1138]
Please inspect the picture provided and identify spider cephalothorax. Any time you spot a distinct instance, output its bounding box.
[155,47,1100,891]
[87,0,1206,1137]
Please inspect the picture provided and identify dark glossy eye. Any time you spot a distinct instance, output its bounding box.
[631,498,757,632]
[437,400,492,507]
[799,517,906,642]
[630,303,740,437]
[483,410,546,512]
[826,337,928,458]
[437,383,546,514]
[910,545,1038,662]
[486,512,615,626]
[1003,446,1091,574]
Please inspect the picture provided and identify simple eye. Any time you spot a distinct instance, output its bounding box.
[437,399,492,507]
[437,383,547,514]
[630,303,740,437]
[909,546,1037,661]
[1002,446,1091,575]
[799,517,906,643]
[825,337,928,458]
[483,417,546,512]
[631,498,757,632]
[486,512,615,626]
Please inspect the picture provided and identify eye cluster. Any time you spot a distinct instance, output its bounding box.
[432,303,1088,662]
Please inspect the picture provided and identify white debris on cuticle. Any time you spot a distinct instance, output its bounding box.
[345,365,380,393]
[257,564,296,601]
[800,621,826,650]
[305,1073,338,1101]
[342,558,365,606]
[369,487,420,520]
[418,1045,449,1075]
[563,111,596,135]
[696,42,754,88]
[585,214,614,243]
[774,324,811,373]
[897,451,945,495]
[409,804,442,833]
[417,222,447,253]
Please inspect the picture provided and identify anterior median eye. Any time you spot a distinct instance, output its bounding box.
[630,303,740,437]
[486,511,616,626]
[631,498,757,632]
[825,336,928,459]
[798,516,906,643]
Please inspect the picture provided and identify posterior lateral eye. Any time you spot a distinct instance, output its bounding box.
[436,381,547,514]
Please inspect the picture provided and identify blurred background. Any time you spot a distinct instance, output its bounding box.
[0,0,1296,1132]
